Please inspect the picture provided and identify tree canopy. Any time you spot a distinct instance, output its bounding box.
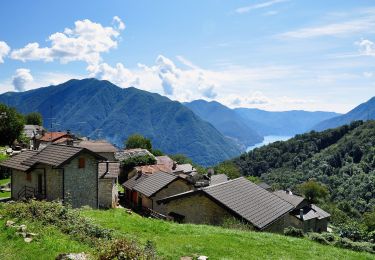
[0,103,25,146]
[298,180,329,203]
[25,112,43,126]
[125,134,152,151]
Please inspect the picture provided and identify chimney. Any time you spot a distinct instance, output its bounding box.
[172,161,177,170]
[299,209,304,220]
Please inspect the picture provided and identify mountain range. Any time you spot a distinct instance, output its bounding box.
[0,78,241,166]
[313,97,375,131]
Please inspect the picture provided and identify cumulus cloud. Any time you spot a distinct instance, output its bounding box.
[12,68,33,92]
[0,41,10,63]
[138,55,218,99]
[11,17,125,65]
[356,39,375,56]
[87,62,139,87]
[228,91,270,106]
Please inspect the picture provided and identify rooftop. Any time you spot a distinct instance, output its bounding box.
[273,190,305,208]
[115,148,154,161]
[133,171,178,197]
[209,174,228,185]
[39,132,69,142]
[77,140,118,153]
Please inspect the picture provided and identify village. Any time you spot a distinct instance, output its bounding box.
[0,124,330,234]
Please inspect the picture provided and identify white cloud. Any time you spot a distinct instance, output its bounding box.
[12,68,33,92]
[87,62,139,87]
[11,17,124,65]
[280,17,375,38]
[363,71,374,78]
[235,0,288,14]
[356,39,375,56]
[0,41,10,63]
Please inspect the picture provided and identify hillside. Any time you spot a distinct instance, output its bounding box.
[0,78,241,166]
[0,204,372,260]
[235,108,340,136]
[314,97,375,131]
[231,120,375,213]
[184,100,263,148]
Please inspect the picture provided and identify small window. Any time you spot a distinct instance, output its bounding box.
[26,173,32,182]
[78,157,85,168]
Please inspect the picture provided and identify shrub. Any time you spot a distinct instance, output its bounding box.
[98,239,157,260]
[308,233,330,245]
[221,217,255,231]
[284,227,304,237]
[335,238,375,254]
[321,232,336,242]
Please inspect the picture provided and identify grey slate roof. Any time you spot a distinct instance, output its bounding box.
[77,140,118,153]
[123,173,150,190]
[311,204,331,219]
[159,177,294,230]
[257,182,271,190]
[133,171,178,197]
[98,162,120,179]
[0,150,39,171]
[293,204,330,221]
[273,190,305,208]
[209,174,228,185]
[18,144,105,169]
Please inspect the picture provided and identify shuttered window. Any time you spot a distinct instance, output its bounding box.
[78,157,85,168]
[26,173,32,181]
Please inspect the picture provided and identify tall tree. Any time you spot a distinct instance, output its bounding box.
[298,180,329,203]
[25,112,43,126]
[0,104,25,146]
[125,134,152,151]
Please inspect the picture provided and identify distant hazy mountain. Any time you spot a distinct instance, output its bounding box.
[184,100,263,148]
[0,78,241,166]
[313,97,375,131]
[235,108,341,136]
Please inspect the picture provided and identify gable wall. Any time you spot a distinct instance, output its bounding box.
[63,152,98,208]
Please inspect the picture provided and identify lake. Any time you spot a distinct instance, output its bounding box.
[246,135,292,152]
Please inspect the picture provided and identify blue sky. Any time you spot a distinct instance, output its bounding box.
[1,0,375,112]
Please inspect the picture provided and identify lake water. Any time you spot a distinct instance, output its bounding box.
[246,135,292,152]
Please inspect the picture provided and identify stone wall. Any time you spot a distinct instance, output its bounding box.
[12,169,37,199]
[63,153,98,208]
[149,179,192,214]
[161,193,233,225]
[263,214,291,233]
[99,178,118,208]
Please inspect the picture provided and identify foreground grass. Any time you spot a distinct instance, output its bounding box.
[0,219,93,260]
[0,178,10,198]
[82,208,375,260]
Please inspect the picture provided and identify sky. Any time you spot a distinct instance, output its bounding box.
[0,1,375,113]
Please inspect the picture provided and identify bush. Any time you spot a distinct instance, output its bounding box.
[284,227,304,237]
[308,233,330,245]
[321,232,336,242]
[335,238,375,254]
[98,238,157,260]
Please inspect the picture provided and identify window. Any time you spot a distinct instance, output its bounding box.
[78,157,85,168]
[26,173,32,182]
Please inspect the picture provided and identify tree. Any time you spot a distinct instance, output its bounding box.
[298,180,329,203]
[0,103,25,146]
[214,161,241,180]
[25,112,43,126]
[363,211,375,232]
[125,134,152,151]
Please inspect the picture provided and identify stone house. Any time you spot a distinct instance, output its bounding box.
[273,190,330,232]
[123,171,193,214]
[36,132,74,150]
[0,144,115,209]
[158,177,295,232]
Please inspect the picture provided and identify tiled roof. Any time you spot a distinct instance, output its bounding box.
[115,148,154,161]
[78,140,118,153]
[123,173,150,190]
[133,171,178,197]
[98,162,120,179]
[134,164,172,174]
[257,182,271,190]
[159,177,294,230]
[173,164,195,174]
[209,174,228,185]
[21,144,105,168]
[156,156,174,169]
[311,204,331,219]
[39,132,68,142]
[273,190,305,208]
[0,150,39,171]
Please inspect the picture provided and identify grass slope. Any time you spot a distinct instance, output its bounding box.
[82,209,375,259]
[0,178,10,198]
[0,219,93,260]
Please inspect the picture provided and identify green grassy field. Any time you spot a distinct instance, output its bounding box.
[0,219,94,260]
[0,178,10,198]
[82,208,375,260]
